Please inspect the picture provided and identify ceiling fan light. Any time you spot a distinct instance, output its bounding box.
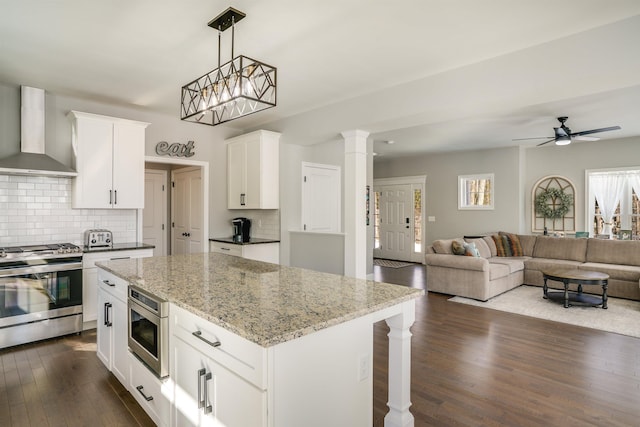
[555,136,571,145]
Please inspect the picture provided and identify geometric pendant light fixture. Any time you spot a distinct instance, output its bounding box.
[181,7,277,126]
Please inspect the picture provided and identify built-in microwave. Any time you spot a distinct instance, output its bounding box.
[127,285,169,378]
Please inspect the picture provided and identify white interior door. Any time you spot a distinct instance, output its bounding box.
[171,167,203,255]
[143,170,167,256]
[374,184,413,261]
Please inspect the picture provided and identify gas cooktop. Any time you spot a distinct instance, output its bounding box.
[0,243,82,262]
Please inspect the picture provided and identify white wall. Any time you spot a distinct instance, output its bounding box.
[374,137,640,245]
[374,147,522,244]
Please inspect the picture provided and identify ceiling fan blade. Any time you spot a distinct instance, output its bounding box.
[573,135,599,142]
[512,136,554,141]
[537,138,556,147]
[571,126,621,137]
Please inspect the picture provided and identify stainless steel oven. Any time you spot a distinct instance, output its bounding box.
[128,284,169,378]
[0,243,83,349]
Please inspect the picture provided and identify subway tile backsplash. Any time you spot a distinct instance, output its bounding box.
[0,175,137,246]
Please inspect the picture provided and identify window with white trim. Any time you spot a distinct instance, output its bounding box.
[587,168,640,239]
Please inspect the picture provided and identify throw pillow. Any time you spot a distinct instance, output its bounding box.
[463,242,480,257]
[501,235,513,257]
[499,232,524,257]
[451,240,466,255]
[492,234,508,257]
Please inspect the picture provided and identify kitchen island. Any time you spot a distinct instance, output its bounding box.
[97,252,423,427]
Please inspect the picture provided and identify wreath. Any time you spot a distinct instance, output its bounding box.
[535,188,573,219]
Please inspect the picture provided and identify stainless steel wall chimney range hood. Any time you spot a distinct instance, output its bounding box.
[0,86,77,177]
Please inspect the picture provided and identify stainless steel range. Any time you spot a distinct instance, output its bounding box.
[0,243,83,349]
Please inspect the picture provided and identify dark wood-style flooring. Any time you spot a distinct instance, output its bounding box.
[1,263,639,426]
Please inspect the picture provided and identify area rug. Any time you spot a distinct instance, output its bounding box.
[373,258,414,268]
[449,285,640,339]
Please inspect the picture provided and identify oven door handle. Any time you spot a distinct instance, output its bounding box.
[0,262,83,278]
[192,330,221,348]
[105,302,113,327]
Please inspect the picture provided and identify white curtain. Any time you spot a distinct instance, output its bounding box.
[629,172,640,200]
[591,174,626,238]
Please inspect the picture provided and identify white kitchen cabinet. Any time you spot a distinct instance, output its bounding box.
[96,269,130,385]
[82,247,153,328]
[226,130,280,209]
[209,241,280,264]
[129,353,171,427]
[68,111,150,209]
[170,304,267,427]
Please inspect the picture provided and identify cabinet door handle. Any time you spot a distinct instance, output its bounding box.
[240,193,246,206]
[203,370,213,414]
[114,190,118,205]
[197,368,206,410]
[192,330,221,348]
[220,247,230,251]
[103,280,116,287]
[105,302,113,327]
[109,190,113,205]
[136,385,154,401]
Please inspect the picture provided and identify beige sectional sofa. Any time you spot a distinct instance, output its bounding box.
[425,234,640,301]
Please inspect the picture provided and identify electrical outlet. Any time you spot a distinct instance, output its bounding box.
[358,353,370,382]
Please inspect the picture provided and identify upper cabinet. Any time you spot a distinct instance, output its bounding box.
[68,111,150,209]
[226,130,280,209]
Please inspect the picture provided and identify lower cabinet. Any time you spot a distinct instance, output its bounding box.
[171,335,267,427]
[129,353,171,427]
[96,269,129,385]
[209,241,280,264]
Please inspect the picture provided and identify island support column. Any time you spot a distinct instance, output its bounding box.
[385,299,416,427]
[342,129,369,279]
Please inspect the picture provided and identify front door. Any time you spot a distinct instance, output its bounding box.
[374,184,414,262]
[171,167,204,255]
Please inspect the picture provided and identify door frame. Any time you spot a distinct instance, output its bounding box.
[373,175,426,264]
[138,156,209,253]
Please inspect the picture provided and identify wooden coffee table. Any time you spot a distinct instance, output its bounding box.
[542,268,609,309]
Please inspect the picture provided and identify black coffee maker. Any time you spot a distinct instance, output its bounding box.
[232,217,251,243]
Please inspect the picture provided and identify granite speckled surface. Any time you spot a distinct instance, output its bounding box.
[97,252,423,347]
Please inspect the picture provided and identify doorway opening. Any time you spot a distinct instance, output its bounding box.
[138,157,209,255]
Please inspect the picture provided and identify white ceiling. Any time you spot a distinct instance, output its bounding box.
[2,0,640,159]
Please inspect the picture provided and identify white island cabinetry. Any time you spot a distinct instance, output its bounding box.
[96,269,130,385]
[68,111,149,209]
[96,253,421,427]
[171,305,267,427]
[82,247,153,327]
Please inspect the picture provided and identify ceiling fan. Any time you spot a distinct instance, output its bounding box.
[513,116,621,146]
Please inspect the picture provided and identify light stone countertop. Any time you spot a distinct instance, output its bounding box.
[97,252,423,347]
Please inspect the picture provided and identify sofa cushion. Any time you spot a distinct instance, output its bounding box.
[464,237,491,258]
[492,234,508,257]
[483,236,497,257]
[489,263,511,280]
[489,258,526,274]
[579,262,640,282]
[517,234,537,257]
[524,257,583,272]
[533,236,587,262]
[432,238,465,255]
[586,238,640,267]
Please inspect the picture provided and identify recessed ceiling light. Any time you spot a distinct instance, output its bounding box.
[386,140,395,144]
[373,152,378,156]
